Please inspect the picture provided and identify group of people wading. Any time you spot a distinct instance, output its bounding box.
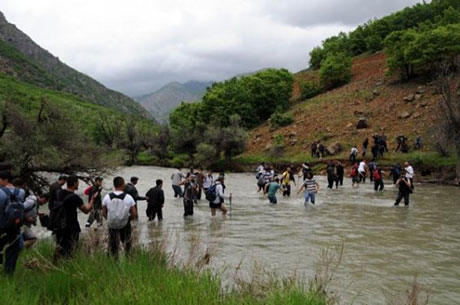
[255,159,415,208]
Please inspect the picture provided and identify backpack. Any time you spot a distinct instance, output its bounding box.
[84,185,92,196]
[107,192,130,229]
[257,175,265,187]
[48,191,73,231]
[350,168,357,177]
[205,184,218,202]
[0,187,25,230]
[373,170,381,181]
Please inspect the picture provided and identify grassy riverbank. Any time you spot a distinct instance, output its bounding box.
[0,240,332,305]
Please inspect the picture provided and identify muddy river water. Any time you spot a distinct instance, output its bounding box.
[38,166,460,304]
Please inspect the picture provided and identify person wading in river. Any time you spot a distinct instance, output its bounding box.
[85,177,103,228]
[298,172,319,206]
[394,174,412,206]
[265,177,281,204]
[206,176,229,216]
[102,177,137,256]
[280,167,296,197]
[145,179,165,222]
[171,168,185,198]
[181,175,198,217]
[336,161,344,186]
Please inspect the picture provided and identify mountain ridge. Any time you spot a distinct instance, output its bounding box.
[0,11,150,117]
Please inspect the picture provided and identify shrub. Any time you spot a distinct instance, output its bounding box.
[269,134,285,158]
[270,111,294,130]
[194,143,217,166]
[299,81,322,100]
[319,54,353,90]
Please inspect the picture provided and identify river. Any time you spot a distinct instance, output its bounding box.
[39,166,460,304]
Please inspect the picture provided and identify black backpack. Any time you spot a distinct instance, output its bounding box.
[0,187,25,230]
[205,184,218,202]
[48,191,72,231]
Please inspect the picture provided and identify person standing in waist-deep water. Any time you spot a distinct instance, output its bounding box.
[265,177,281,204]
[368,161,376,182]
[125,177,147,205]
[171,168,185,198]
[336,161,344,186]
[53,175,96,262]
[404,161,415,190]
[209,176,229,216]
[102,177,137,256]
[394,174,412,206]
[298,172,319,206]
[373,166,384,191]
[281,167,296,197]
[48,175,67,211]
[181,175,197,217]
[145,179,165,222]
[202,170,214,195]
[0,171,25,275]
[85,177,104,228]
[350,163,359,187]
[326,161,337,189]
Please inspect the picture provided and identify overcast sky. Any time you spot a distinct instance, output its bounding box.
[1,0,421,96]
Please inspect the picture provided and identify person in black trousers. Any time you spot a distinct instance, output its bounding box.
[394,176,412,206]
[145,179,165,221]
[336,161,344,186]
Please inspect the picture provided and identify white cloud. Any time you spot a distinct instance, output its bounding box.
[1,0,422,95]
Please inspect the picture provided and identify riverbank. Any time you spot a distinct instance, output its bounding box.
[1,239,332,305]
[137,151,458,186]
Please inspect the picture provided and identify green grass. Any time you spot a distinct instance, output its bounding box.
[0,241,331,305]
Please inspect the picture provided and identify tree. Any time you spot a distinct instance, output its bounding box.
[319,53,353,90]
[0,99,114,193]
[148,124,171,160]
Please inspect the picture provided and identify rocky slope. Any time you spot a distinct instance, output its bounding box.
[0,11,149,117]
[136,81,212,122]
[248,52,442,156]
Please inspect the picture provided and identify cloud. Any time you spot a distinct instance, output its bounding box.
[1,0,421,96]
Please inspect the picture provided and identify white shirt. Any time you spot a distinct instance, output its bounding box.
[213,182,226,204]
[358,161,366,173]
[351,147,358,155]
[405,165,414,179]
[171,171,185,186]
[102,191,136,210]
[203,175,213,189]
[256,165,264,173]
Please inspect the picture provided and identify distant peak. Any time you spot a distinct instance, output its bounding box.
[0,11,7,24]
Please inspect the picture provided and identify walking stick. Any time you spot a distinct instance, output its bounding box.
[229,193,232,219]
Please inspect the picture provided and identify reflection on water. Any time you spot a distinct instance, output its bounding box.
[37,166,460,305]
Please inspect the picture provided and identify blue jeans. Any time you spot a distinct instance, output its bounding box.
[268,195,277,204]
[304,192,316,205]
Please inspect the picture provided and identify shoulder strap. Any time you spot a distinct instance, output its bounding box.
[109,192,127,200]
[0,186,11,196]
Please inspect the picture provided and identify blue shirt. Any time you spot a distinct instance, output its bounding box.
[0,187,26,208]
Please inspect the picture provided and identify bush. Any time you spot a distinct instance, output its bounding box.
[194,143,217,166]
[319,54,353,90]
[170,154,190,168]
[270,111,294,130]
[269,134,285,158]
[299,81,322,100]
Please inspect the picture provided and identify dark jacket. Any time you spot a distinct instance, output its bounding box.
[125,183,146,203]
[48,181,62,210]
[145,186,165,207]
[88,185,102,209]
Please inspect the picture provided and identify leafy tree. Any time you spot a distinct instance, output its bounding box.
[384,29,418,79]
[319,54,353,90]
[194,143,217,167]
[270,111,294,130]
[309,46,327,70]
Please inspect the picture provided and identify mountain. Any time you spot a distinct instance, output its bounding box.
[136,81,213,122]
[0,12,149,117]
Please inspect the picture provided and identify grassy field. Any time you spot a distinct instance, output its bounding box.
[0,240,332,305]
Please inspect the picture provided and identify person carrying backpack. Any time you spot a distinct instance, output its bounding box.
[102,177,137,256]
[206,176,229,216]
[373,166,384,192]
[0,170,25,275]
[22,193,49,248]
[50,175,96,261]
[85,177,103,228]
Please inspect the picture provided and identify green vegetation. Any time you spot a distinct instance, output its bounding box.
[170,69,294,129]
[319,54,353,90]
[385,23,460,79]
[270,111,294,130]
[299,80,322,100]
[0,241,332,305]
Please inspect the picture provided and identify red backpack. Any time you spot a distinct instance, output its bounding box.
[373,169,381,181]
[84,185,92,196]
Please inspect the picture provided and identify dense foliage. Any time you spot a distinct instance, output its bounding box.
[270,111,294,129]
[385,23,460,79]
[319,54,353,90]
[171,69,294,130]
[309,0,460,70]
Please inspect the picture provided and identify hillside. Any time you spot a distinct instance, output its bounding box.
[136,81,212,122]
[0,11,149,117]
[247,52,443,158]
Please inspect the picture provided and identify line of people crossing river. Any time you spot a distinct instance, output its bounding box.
[0,160,415,275]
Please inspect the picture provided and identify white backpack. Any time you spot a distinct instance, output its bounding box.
[107,192,130,229]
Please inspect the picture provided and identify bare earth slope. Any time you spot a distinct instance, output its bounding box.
[248,52,441,156]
